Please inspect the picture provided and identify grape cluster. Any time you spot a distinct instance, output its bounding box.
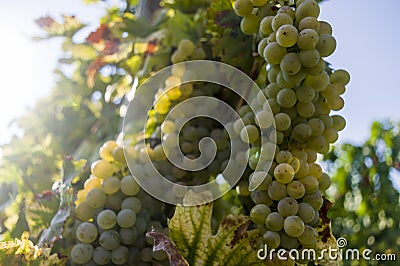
[233,0,350,261]
[72,140,169,265]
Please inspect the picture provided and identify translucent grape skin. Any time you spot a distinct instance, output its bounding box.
[97,209,117,230]
[111,245,129,265]
[99,230,120,251]
[286,180,305,199]
[277,196,299,217]
[76,222,98,244]
[71,243,94,264]
[284,215,305,237]
[93,246,111,265]
[266,212,285,231]
[263,230,281,249]
[250,204,271,225]
[117,209,137,228]
[274,163,295,184]
[268,180,287,201]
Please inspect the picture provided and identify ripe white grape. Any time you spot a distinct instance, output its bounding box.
[298,225,317,245]
[99,230,120,251]
[299,48,320,67]
[280,53,302,75]
[284,216,305,237]
[268,180,287,201]
[295,0,320,22]
[286,180,305,199]
[263,231,281,249]
[263,42,287,65]
[274,163,295,184]
[297,29,319,50]
[316,34,337,57]
[111,245,129,265]
[266,212,284,231]
[299,175,319,194]
[97,209,117,230]
[75,202,95,221]
[250,204,271,225]
[76,222,98,244]
[86,188,107,209]
[241,14,260,35]
[102,176,121,195]
[240,125,260,143]
[277,197,299,217]
[71,243,94,264]
[260,16,274,36]
[276,25,298,48]
[117,209,137,228]
[297,202,315,223]
[93,247,111,265]
[120,227,138,245]
[121,197,142,213]
[298,16,320,32]
[233,0,254,17]
[271,13,293,32]
[91,160,114,179]
[120,175,140,196]
[277,88,297,108]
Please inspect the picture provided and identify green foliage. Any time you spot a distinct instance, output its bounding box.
[167,191,262,266]
[0,232,66,265]
[325,121,400,265]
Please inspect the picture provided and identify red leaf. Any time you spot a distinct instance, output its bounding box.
[86,58,106,87]
[87,24,111,44]
[103,39,120,55]
[35,16,56,29]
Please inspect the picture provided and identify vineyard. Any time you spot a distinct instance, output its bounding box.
[0,0,399,265]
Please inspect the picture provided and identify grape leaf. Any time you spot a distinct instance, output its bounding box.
[0,232,66,265]
[167,191,262,266]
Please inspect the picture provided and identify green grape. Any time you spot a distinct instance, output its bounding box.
[251,190,273,205]
[297,29,319,50]
[191,47,206,60]
[267,99,281,114]
[76,222,98,244]
[271,13,293,32]
[249,171,272,190]
[178,39,194,57]
[276,151,292,163]
[255,110,274,129]
[295,85,315,104]
[97,209,117,230]
[266,212,284,231]
[141,247,154,262]
[264,82,280,98]
[274,163,295,184]
[277,197,299,217]
[86,188,107,209]
[292,123,312,143]
[289,157,301,173]
[234,0,254,17]
[299,48,320,67]
[303,190,323,210]
[267,31,277,43]
[171,50,186,64]
[318,172,331,190]
[93,247,111,265]
[284,216,305,237]
[304,58,325,75]
[331,115,346,131]
[263,42,287,65]
[276,25,298,48]
[259,16,274,36]
[91,160,114,179]
[319,114,333,128]
[308,209,320,227]
[299,175,318,194]
[280,231,299,250]
[277,6,295,19]
[120,175,140,196]
[276,88,297,108]
[296,102,315,118]
[240,125,260,143]
[250,204,271,224]
[286,180,305,199]
[258,38,269,56]
[307,118,325,136]
[268,180,287,201]
[330,69,350,85]
[307,135,326,152]
[102,177,121,195]
[134,217,148,235]
[71,243,94,264]
[326,95,345,111]
[112,147,125,163]
[308,163,322,179]
[161,120,176,134]
[282,68,307,86]
[319,21,333,34]
[297,202,315,223]
[298,225,317,245]
[99,230,120,251]
[117,209,136,228]
[111,245,129,265]
[120,227,138,245]
[274,112,291,131]
[295,0,320,22]
[280,53,301,75]
[294,159,309,179]
[316,34,336,57]
[241,14,260,35]
[263,231,281,249]
[324,127,339,143]
[298,16,320,32]
[305,72,329,92]
[121,197,142,213]
[99,140,118,161]
[153,250,168,261]
[76,202,95,221]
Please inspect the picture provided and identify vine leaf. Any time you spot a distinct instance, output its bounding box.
[0,232,66,265]
[167,191,262,266]
[315,198,341,265]
[38,157,87,247]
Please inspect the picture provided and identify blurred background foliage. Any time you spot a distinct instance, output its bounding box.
[0,0,398,264]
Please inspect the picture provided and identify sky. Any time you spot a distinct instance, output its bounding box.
[0,0,399,149]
